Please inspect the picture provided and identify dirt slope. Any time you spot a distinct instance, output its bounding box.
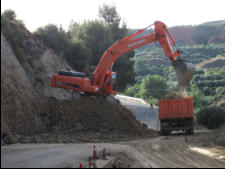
[16,98,158,143]
[1,35,41,136]
[197,57,225,69]
[20,32,73,100]
[1,31,74,138]
[1,34,158,144]
[208,27,225,44]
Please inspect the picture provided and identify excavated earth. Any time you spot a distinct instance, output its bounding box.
[1,32,158,145]
[2,97,158,144]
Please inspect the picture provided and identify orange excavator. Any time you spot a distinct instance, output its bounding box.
[51,21,195,95]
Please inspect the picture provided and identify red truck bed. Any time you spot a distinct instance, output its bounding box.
[159,96,194,120]
[158,96,194,135]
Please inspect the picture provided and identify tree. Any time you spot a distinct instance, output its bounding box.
[99,4,121,28]
[63,42,91,71]
[139,75,168,99]
[68,20,111,66]
[98,4,136,91]
[34,24,69,56]
[197,106,225,129]
[114,51,136,91]
[2,9,17,20]
[1,10,26,62]
[125,84,141,97]
[134,60,149,76]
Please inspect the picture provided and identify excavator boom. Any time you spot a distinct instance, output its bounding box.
[51,21,195,95]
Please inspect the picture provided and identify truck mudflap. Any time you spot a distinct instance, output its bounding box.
[160,118,194,136]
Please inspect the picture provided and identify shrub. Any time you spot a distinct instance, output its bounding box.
[1,10,26,62]
[196,106,225,129]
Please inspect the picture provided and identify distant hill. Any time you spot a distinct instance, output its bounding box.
[169,26,195,46]
[196,56,225,70]
[202,20,225,26]
[130,20,225,46]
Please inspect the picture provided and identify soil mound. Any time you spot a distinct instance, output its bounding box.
[35,98,158,143]
[163,92,186,100]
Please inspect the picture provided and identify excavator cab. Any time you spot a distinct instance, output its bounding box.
[106,72,118,94]
[172,59,196,90]
[112,72,118,92]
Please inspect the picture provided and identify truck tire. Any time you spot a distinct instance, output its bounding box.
[189,126,194,135]
[160,130,170,136]
[160,130,167,136]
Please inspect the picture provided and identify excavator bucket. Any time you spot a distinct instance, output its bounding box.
[172,60,196,90]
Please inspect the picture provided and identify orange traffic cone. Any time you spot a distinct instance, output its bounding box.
[89,157,93,168]
[93,145,97,159]
[79,163,83,168]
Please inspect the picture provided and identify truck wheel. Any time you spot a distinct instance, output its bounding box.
[189,126,194,135]
[165,131,170,136]
[160,130,170,136]
[160,130,165,136]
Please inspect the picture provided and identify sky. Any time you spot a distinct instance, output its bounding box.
[1,0,225,32]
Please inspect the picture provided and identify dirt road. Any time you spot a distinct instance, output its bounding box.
[1,96,224,168]
[128,131,225,168]
[1,131,225,168]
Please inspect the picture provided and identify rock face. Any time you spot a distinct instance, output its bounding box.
[1,33,72,138]
[1,35,40,135]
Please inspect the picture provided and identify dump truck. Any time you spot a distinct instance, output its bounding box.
[159,96,194,135]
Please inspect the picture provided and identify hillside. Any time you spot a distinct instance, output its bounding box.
[197,56,225,69]
[131,20,225,47]
[1,32,156,144]
[1,30,73,137]
[1,35,41,136]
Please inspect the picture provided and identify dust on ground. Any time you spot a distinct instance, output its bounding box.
[114,130,225,168]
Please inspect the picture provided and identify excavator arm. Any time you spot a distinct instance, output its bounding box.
[93,21,194,91]
[51,21,195,95]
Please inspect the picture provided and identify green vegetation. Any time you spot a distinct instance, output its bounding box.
[33,5,135,91]
[1,9,26,62]
[134,60,176,83]
[132,38,225,114]
[2,6,135,92]
[1,8,224,101]
[196,106,225,129]
[192,21,225,44]
[125,75,168,101]
[189,68,225,110]
[134,44,225,65]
